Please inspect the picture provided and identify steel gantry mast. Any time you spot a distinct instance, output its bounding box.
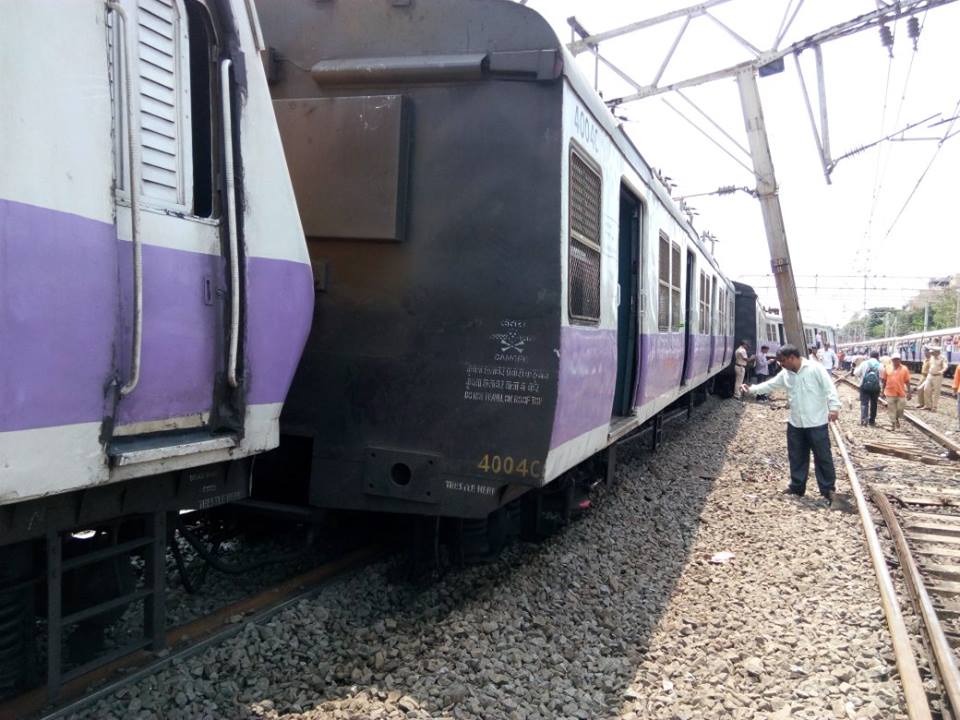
[567,0,958,352]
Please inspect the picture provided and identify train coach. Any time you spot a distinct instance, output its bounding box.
[736,288,838,362]
[253,0,736,554]
[0,0,312,696]
[839,327,960,373]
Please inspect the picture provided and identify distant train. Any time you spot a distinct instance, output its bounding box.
[0,0,312,696]
[253,0,737,553]
[733,283,837,360]
[838,327,960,373]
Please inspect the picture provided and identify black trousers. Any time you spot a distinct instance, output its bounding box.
[786,423,836,497]
[859,388,879,424]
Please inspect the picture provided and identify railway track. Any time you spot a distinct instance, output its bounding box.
[832,379,960,719]
[0,545,382,720]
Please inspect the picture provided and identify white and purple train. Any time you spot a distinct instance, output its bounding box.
[2,0,768,696]
[1,0,312,694]
[839,327,960,372]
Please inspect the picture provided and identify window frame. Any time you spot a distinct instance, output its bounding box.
[109,0,219,218]
[567,143,603,325]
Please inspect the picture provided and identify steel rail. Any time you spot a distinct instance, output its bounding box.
[829,421,933,720]
[872,490,960,716]
[837,375,959,457]
[2,546,382,720]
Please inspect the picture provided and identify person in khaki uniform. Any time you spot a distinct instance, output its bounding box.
[917,348,931,409]
[923,346,947,411]
[733,341,753,399]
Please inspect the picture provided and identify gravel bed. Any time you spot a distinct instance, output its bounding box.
[68,396,912,720]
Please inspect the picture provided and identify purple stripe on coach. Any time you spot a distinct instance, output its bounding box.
[245,255,314,405]
[634,333,684,407]
[0,199,118,432]
[550,326,616,449]
[0,198,313,433]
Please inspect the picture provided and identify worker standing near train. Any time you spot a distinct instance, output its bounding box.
[922,346,947,412]
[820,342,838,373]
[741,344,841,506]
[917,348,932,409]
[881,357,913,431]
[733,340,754,399]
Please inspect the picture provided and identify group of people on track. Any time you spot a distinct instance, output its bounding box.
[732,337,959,510]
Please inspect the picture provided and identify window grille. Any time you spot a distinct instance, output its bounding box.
[670,242,681,332]
[568,150,602,322]
[658,234,670,332]
[699,271,710,334]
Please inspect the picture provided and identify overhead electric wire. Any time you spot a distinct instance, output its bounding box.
[861,22,897,249]
[883,94,960,238]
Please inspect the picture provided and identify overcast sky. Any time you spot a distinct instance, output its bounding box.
[525,0,960,327]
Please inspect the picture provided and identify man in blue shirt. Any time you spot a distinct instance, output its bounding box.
[741,344,842,505]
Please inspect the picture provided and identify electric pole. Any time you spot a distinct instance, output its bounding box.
[736,69,805,349]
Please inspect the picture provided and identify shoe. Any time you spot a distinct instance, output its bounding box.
[782,487,803,497]
[824,490,836,507]
[868,421,876,426]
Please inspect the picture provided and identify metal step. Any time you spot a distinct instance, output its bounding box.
[109,430,237,466]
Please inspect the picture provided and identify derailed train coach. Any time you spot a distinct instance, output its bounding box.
[0,0,312,695]
[254,0,736,537]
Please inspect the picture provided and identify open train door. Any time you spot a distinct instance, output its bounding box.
[612,186,641,417]
[108,1,243,454]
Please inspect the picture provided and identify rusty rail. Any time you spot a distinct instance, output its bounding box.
[2,546,382,720]
[837,375,959,458]
[871,490,960,717]
[829,421,933,720]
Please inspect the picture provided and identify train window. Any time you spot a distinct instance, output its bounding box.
[720,288,726,335]
[568,150,602,323]
[710,277,717,335]
[670,242,681,331]
[109,0,205,213]
[657,234,670,331]
[699,271,709,334]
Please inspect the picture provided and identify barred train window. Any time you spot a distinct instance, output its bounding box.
[657,234,670,332]
[670,243,681,331]
[718,288,726,336]
[710,277,717,335]
[699,271,709,334]
[568,150,602,323]
[109,0,199,211]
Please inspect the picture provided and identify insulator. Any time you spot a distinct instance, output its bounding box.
[907,16,920,50]
[879,24,894,57]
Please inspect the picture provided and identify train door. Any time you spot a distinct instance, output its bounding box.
[679,249,695,384]
[108,1,238,441]
[612,187,641,417]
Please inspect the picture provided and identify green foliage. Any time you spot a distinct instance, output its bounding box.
[840,288,960,341]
